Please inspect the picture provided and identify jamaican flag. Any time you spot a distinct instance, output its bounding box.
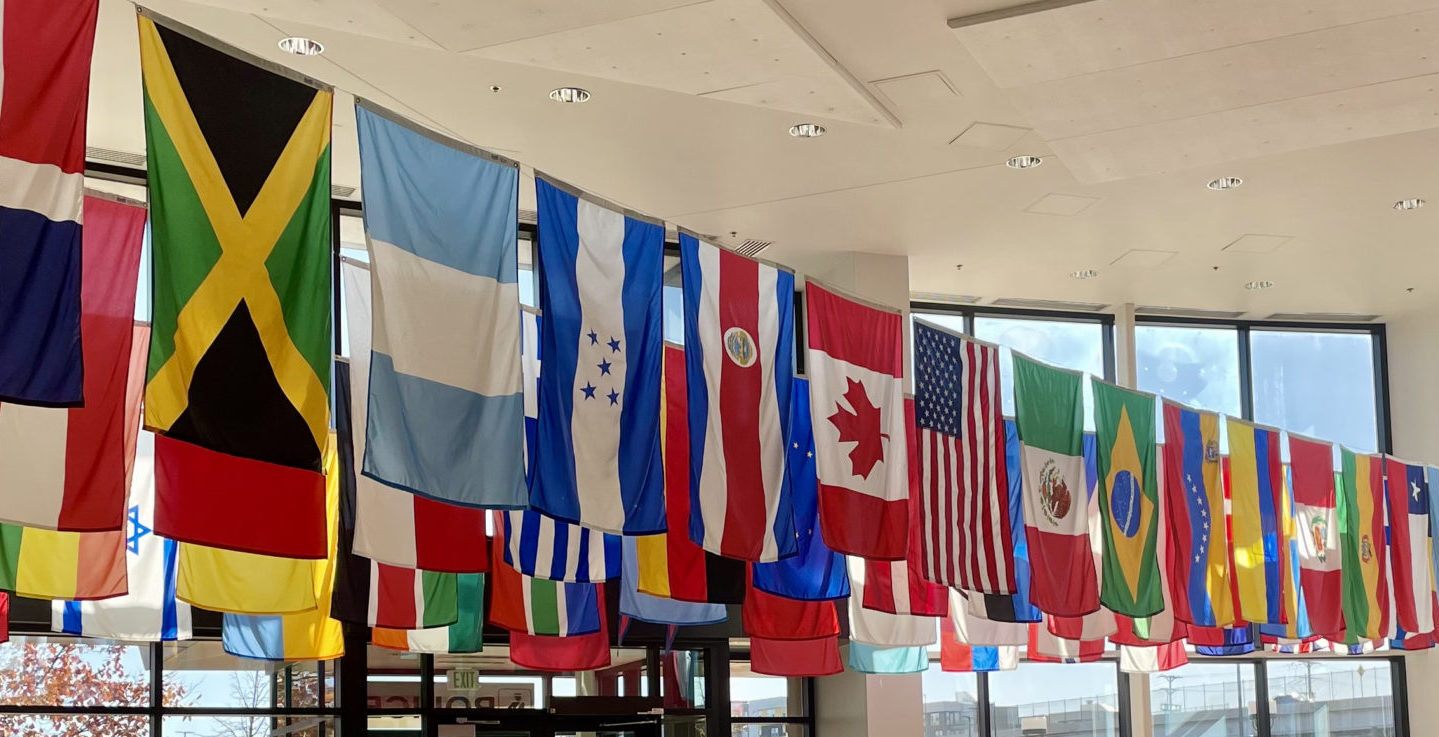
[139,13,331,559]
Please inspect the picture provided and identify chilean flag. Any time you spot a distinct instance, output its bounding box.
[1386,457,1438,636]
[680,234,796,562]
[0,0,97,406]
[805,282,908,560]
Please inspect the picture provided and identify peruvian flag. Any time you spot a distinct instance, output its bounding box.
[1288,435,1344,636]
[805,282,908,560]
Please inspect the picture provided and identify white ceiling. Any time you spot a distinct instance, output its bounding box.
[87,0,1439,319]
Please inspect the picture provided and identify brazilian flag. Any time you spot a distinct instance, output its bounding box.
[139,13,332,558]
[1093,379,1163,617]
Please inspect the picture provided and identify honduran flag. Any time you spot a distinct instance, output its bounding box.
[962,420,1042,623]
[0,0,97,406]
[1288,435,1343,636]
[681,233,796,562]
[502,510,618,583]
[1013,353,1098,618]
[1162,400,1233,627]
[1225,418,1288,626]
[805,282,908,560]
[752,377,850,601]
[1385,457,1437,636]
[532,177,664,535]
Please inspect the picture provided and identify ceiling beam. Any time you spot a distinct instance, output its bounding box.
[948,0,1101,30]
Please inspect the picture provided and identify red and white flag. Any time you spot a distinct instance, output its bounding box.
[1289,434,1344,636]
[862,398,948,616]
[805,282,908,560]
[911,320,1013,593]
[680,235,796,562]
[1027,622,1106,663]
[1119,641,1188,673]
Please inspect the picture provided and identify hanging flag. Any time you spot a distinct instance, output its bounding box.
[52,432,191,641]
[950,591,1027,646]
[619,535,726,626]
[353,101,524,508]
[742,574,840,640]
[912,321,1013,593]
[334,561,457,630]
[1117,445,1187,646]
[531,177,664,534]
[1013,353,1098,617]
[0,195,146,531]
[1026,623,1105,663]
[341,257,489,573]
[639,346,746,604]
[750,635,843,677]
[752,376,850,601]
[0,521,124,600]
[1188,625,1255,656]
[501,510,618,583]
[0,594,7,643]
[1161,400,1232,627]
[680,233,796,562]
[1391,627,1434,651]
[221,442,345,661]
[508,585,611,672]
[489,513,602,636]
[862,398,948,616]
[0,0,96,406]
[940,611,1018,673]
[1225,418,1287,625]
[848,642,927,674]
[1119,642,1188,673]
[847,557,937,647]
[177,538,316,614]
[1092,380,1162,617]
[139,14,332,558]
[1385,456,1436,636]
[805,281,908,559]
[373,573,485,654]
[1287,435,1344,636]
[964,419,1043,623]
[1338,448,1389,641]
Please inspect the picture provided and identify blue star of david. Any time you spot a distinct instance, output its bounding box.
[127,505,150,555]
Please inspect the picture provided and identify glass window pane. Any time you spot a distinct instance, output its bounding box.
[164,714,334,737]
[367,643,421,711]
[1250,330,1378,452]
[1136,325,1242,417]
[922,660,980,737]
[0,715,150,735]
[732,724,807,737]
[432,647,544,709]
[989,662,1120,737]
[1266,658,1394,737]
[661,650,706,709]
[0,637,152,707]
[731,660,804,717]
[1150,661,1256,737]
[974,316,1106,429]
[163,641,324,708]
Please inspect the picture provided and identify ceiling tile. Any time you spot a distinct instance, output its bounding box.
[949,121,1030,149]
[1224,234,1293,253]
[1110,249,1176,268]
[1024,192,1100,215]
[871,70,959,109]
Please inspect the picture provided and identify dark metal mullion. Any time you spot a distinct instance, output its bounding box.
[1115,668,1131,737]
[963,311,975,337]
[645,647,661,700]
[1254,660,1272,737]
[975,670,990,737]
[420,653,436,737]
[1374,324,1393,454]
[710,642,732,737]
[1102,320,1116,382]
[1393,656,1410,737]
[150,641,163,737]
[1238,326,1255,421]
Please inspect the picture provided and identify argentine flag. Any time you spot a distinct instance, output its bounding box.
[530,177,664,535]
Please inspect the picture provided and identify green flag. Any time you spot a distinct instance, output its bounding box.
[1092,380,1162,617]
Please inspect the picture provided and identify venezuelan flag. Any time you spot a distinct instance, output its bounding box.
[1225,418,1287,625]
[1161,400,1233,627]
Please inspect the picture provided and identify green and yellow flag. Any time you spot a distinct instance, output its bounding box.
[139,13,333,558]
[1093,380,1162,617]
[1338,448,1390,641]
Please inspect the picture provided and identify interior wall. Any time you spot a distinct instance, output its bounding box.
[1379,308,1439,727]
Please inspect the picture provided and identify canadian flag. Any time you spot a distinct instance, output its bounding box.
[805,282,909,560]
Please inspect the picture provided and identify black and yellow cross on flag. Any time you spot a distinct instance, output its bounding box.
[139,12,332,559]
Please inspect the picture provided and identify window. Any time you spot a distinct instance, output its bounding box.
[973,315,1108,429]
[1150,661,1257,737]
[1266,658,1395,737]
[922,663,979,737]
[1136,325,1242,418]
[730,660,808,737]
[988,662,1121,737]
[1250,330,1379,453]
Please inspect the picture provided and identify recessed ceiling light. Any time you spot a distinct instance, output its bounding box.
[549,87,591,103]
[1070,269,1099,279]
[278,37,324,56]
[1244,280,1274,290]
[1394,198,1426,211]
[1207,176,1243,190]
[789,123,826,138]
[1006,155,1043,170]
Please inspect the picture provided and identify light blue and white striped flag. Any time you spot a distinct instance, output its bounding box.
[530,177,664,534]
[355,101,525,509]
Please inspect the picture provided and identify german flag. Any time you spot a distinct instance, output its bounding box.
[139,13,331,559]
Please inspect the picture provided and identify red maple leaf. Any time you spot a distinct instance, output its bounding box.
[827,377,888,479]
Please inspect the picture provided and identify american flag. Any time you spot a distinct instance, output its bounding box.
[913,320,1015,594]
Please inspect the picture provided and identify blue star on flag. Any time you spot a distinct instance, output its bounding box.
[127,505,150,555]
[608,337,621,353]
[587,329,599,345]
[608,388,620,406]
[598,359,612,375]
[581,381,597,400]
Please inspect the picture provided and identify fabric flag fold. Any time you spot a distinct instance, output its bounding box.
[333,561,457,630]
[742,573,839,640]
[354,101,524,508]
[940,611,1018,673]
[1014,354,1098,617]
[0,0,96,406]
[1338,448,1389,641]
[912,321,1013,593]
[862,398,948,617]
[1162,400,1233,627]
[752,376,850,601]
[140,15,331,558]
[964,419,1043,623]
[750,635,843,677]
[508,585,611,672]
[1092,380,1162,617]
[340,247,489,574]
[0,521,125,600]
[489,513,602,636]
[0,195,146,531]
[680,233,796,561]
[1027,623,1105,663]
[847,557,936,647]
[805,282,908,559]
[1119,642,1188,673]
[950,591,1027,646]
[619,535,727,626]
[502,510,619,583]
[1385,456,1436,636]
[531,177,664,534]
[1189,625,1255,657]
[1288,435,1344,636]
[1225,418,1288,625]
[848,642,927,674]
[372,573,485,654]
[52,431,191,641]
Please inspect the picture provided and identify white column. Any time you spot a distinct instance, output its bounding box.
[1114,302,1138,387]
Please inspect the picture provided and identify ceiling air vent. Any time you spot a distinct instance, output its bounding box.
[734,239,773,258]
[1135,305,1246,319]
[86,146,146,168]
[331,184,356,199]
[912,291,982,305]
[1264,312,1380,323]
[989,297,1109,312]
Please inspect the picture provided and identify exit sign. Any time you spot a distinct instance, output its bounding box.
[449,669,479,692]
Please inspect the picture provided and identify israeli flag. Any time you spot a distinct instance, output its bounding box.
[530,177,664,535]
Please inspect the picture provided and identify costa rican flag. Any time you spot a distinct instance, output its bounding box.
[680,233,796,562]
